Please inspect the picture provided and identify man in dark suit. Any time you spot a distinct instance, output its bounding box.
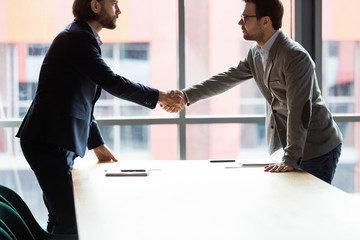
[16,0,185,235]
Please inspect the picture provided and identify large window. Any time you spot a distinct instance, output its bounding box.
[322,0,360,193]
[0,0,359,226]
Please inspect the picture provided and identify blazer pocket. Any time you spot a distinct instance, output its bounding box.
[68,105,89,120]
[68,111,88,120]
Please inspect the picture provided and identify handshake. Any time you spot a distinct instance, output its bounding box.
[158,89,187,113]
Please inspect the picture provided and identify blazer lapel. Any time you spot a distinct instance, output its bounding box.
[262,31,287,102]
[253,50,273,104]
[264,60,273,89]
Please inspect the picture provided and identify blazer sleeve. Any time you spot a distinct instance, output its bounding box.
[87,116,105,150]
[69,30,159,109]
[182,55,253,105]
[281,49,316,168]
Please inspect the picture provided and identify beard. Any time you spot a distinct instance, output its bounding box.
[98,8,117,29]
[243,29,264,42]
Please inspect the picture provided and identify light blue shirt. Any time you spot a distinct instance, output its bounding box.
[256,29,281,70]
[87,22,103,47]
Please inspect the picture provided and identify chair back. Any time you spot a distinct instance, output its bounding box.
[0,219,16,240]
[0,185,78,240]
[0,202,35,240]
[0,185,51,239]
[0,225,14,240]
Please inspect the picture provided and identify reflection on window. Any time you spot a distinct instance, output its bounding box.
[120,125,148,149]
[90,125,177,160]
[19,82,37,101]
[101,44,114,58]
[186,123,268,160]
[28,44,49,56]
[120,43,149,60]
[99,42,151,102]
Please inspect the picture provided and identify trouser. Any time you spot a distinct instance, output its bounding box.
[299,143,342,184]
[20,138,78,235]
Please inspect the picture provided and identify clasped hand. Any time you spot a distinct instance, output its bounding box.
[158,89,187,113]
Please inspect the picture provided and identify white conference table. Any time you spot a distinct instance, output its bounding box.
[72,159,360,240]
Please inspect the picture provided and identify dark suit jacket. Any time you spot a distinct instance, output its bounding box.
[16,20,159,157]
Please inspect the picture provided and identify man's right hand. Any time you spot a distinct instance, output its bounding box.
[158,89,187,113]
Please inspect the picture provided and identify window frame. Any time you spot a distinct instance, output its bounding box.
[1,0,360,160]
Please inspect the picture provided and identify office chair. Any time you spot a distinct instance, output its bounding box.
[0,201,36,240]
[0,225,14,240]
[0,185,78,240]
[0,219,17,240]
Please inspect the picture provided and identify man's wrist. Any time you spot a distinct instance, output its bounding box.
[157,90,165,104]
[182,91,190,106]
[282,156,300,170]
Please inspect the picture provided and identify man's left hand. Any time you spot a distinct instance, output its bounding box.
[94,144,118,162]
[264,163,294,173]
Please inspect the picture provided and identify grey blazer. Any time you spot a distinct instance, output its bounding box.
[183,31,342,168]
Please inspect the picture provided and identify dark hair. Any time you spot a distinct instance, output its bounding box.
[244,0,284,30]
[72,0,104,23]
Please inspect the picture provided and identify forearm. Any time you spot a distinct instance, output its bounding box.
[183,63,252,105]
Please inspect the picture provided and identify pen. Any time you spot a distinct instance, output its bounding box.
[121,169,146,172]
[209,159,236,163]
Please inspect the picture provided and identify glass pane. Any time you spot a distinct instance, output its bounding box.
[85,124,178,160]
[322,0,360,193]
[185,0,293,116]
[0,0,177,119]
[186,123,268,160]
[322,0,359,114]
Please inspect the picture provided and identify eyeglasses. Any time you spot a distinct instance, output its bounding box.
[241,14,258,24]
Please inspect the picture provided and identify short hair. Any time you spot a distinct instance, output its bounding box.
[244,0,284,30]
[72,0,104,23]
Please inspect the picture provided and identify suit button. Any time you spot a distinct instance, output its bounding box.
[273,110,277,113]
[271,126,274,129]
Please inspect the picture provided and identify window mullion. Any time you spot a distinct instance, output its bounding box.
[178,0,186,160]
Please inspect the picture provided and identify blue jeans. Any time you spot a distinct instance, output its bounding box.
[299,144,342,184]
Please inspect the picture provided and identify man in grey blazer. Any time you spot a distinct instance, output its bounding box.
[167,0,342,184]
